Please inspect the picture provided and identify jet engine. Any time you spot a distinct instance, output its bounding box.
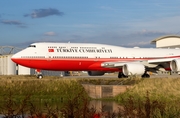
[170,59,180,71]
[122,63,145,76]
[88,71,105,76]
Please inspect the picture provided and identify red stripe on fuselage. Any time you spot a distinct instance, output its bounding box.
[12,58,150,71]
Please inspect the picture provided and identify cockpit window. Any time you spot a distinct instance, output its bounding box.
[28,45,36,48]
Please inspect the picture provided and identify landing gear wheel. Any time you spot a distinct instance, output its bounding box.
[118,72,128,78]
[35,69,43,79]
[37,74,43,79]
[142,73,150,78]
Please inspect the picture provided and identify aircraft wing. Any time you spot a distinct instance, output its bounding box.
[100,57,180,77]
[101,62,125,68]
[101,61,143,68]
[148,58,176,64]
[101,57,177,68]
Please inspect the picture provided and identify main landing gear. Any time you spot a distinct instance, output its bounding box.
[141,71,150,78]
[118,72,150,78]
[118,72,128,78]
[141,73,150,78]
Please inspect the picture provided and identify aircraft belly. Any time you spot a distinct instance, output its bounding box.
[13,58,156,72]
[15,58,120,71]
[16,59,97,71]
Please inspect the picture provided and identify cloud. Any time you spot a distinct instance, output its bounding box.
[122,41,152,47]
[1,20,27,28]
[118,30,171,47]
[100,6,114,10]
[44,32,57,36]
[72,24,97,28]
[1,20,23,25]
[130,30,170,37]
[24,8,64,18]
[89,29,171,48]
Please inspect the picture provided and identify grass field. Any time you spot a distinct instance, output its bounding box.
[0,75,180,117]
[1,75,180,102]
[0,75,88,101]
[116,77,180,101]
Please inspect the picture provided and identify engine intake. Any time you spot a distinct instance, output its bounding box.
[122,63,145,76]
[170,59,180,71]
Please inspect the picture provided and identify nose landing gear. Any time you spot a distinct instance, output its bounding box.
[35,69,43,79]
[37,74,43,79]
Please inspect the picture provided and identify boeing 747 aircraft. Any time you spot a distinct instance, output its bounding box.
[11,42,180,78]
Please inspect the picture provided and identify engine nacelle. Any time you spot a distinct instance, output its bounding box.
[122,63,145,76]
[88,71,105,76]
[170,59,180,71]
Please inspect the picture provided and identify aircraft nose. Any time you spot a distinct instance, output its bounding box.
[11,53,17,59]
[11,53,19,63]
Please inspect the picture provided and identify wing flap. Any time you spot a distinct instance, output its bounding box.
[101,62,126,68]
[101,61,144,68]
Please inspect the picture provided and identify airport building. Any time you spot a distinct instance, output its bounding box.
[0,54,29,75]
[0,54,16,75]
[151,35,180,48]
[0,46,31,75]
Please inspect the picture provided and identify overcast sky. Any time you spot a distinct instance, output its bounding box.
[1,0,180,48]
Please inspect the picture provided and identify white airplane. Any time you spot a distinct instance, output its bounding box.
[11,42,180,78]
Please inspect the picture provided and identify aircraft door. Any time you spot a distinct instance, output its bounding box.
[46,52,52,61]
[94,53,99,61]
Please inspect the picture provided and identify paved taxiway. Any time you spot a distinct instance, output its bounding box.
[62,73,180,79]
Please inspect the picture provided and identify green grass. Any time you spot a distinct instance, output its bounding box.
[116,78,180,102]
[0,76,88,102]
[1,76,180,102]
[115,77,180,118]
[1,75,180,117]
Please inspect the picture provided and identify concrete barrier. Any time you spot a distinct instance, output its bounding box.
[82,84,132,99]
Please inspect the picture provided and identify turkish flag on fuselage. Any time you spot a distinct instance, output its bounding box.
[48,49,54,52]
